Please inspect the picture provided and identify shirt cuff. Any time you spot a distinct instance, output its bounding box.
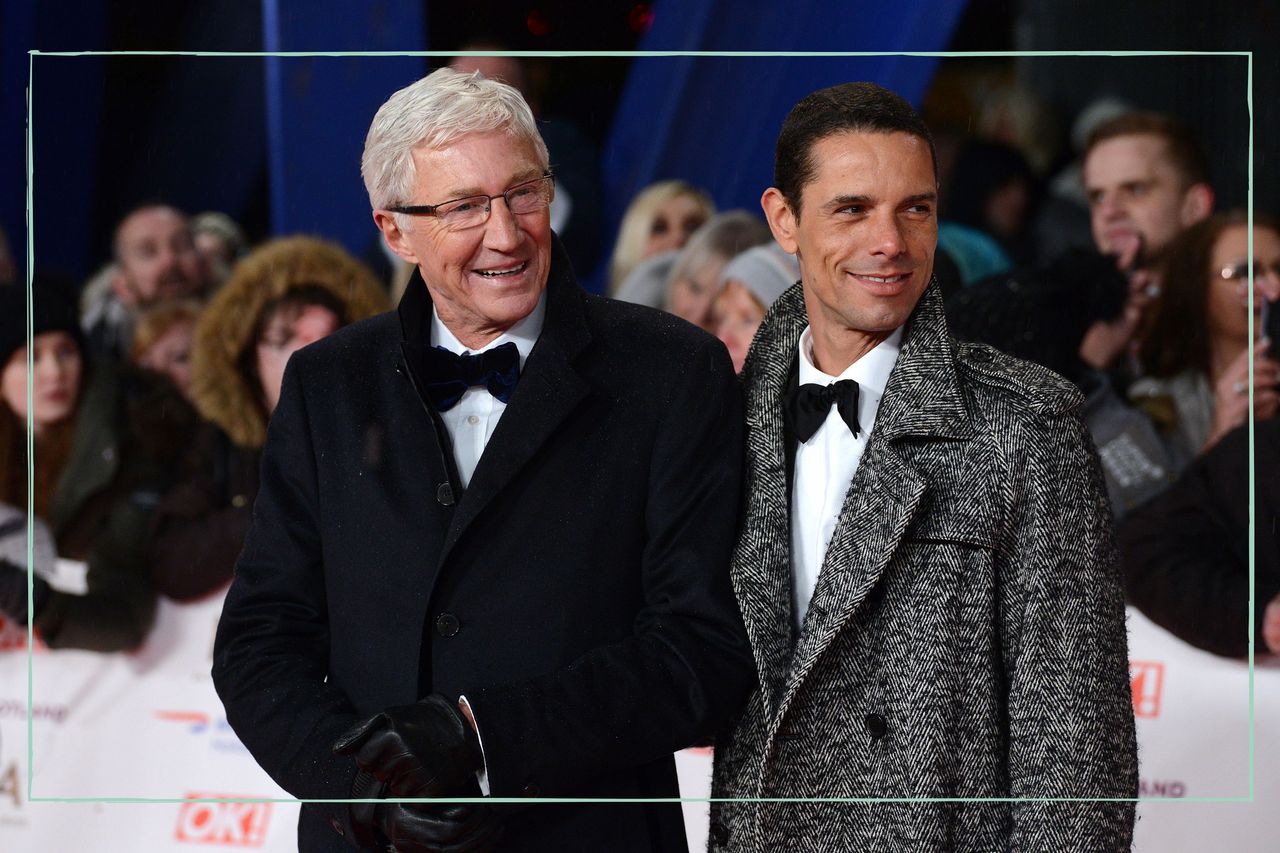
[457,694,491,796]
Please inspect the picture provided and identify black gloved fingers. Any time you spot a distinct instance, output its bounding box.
[380,802,503,853]
[331,695,481,798]
[331,710,390,755]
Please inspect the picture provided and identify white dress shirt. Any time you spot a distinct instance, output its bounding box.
[790,325,902,632]
[430,294,546,489]
[431,293,545,795]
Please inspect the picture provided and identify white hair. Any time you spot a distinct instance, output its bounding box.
[361,67,549,214]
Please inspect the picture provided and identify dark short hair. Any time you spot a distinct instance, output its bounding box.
[1085,112,1211,189]
[774,82,938,215]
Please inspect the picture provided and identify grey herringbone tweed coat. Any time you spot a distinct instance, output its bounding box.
[709,282,1138,852]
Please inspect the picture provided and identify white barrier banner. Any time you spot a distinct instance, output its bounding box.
[0,596,1275,851]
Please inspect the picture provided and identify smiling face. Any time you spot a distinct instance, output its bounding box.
[374,130,552,349]
[762,130,936,371]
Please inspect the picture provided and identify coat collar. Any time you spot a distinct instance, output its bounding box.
[735,279,973,720]
[396,234,593,568]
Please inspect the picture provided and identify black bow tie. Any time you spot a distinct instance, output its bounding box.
[784,379,860,443]
[422,341,520,411]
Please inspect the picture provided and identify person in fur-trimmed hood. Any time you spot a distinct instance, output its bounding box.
[149,236,387,601]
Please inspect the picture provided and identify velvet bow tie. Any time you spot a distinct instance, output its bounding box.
[784,379,860,443]
[422,342,520,412]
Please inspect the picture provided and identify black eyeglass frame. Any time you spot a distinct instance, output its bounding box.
[386,172,555,219]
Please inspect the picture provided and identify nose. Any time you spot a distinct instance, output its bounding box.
[869,211,907,258]
[483,198,522,252]
[1097,191,1124,220]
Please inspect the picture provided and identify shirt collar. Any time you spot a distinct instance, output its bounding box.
[430,292,547,370]
[797,324,903,397]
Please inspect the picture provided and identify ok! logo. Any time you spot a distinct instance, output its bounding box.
[175,794,271,847]
[1129,660,1164,719]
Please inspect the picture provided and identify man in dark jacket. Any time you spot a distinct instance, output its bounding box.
[211,68,753,852]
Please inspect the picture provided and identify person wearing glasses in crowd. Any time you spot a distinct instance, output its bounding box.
[1128,211,1280,464]
[212,67,752,853]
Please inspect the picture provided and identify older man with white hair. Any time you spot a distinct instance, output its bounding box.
[212,68,752,852]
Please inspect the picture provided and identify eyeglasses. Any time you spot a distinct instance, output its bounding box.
[1220,260,1280,282]
[388,173,554,231]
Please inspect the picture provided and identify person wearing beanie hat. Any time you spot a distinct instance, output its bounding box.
[711,243,800,373]
[0,278,195,649]
[148,236,387,603]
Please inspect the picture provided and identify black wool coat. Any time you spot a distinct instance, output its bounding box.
[212,240,754,852]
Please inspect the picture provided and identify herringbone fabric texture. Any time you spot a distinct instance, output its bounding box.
[710,282,1138,852]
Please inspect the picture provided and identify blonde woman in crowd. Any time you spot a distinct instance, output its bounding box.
[607,179,714,294]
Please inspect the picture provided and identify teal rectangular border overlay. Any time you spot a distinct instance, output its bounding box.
[23,48,1255,807]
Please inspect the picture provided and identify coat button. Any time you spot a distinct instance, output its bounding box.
[435,612,460,637]
[708,821,730,846]
[329,817,344,836]
[971,347,992,362]
[864,712,888,739]
[522,783,540,797]
[436,482,455,506]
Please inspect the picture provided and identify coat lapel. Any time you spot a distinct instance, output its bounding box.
[433,239,592,569]
[732,284,806,718]
[747,283,975,723]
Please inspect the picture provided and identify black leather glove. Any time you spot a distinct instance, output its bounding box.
[333,694,483,798]
[347,771,502,853]
[0,559,50,625]
[375,801,503,853]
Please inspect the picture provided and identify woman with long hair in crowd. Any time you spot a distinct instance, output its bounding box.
[148,236,386,601]
[0,276,194,650]
[607,179,714,294]
[1131,210,1280,464]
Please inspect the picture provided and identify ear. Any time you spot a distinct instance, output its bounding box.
[760,187,799,254]
[110,269,137,308]
[372,209,421,265]
[1179,183,1214,227]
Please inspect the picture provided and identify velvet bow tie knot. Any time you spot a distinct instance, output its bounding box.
[422,341,520,412]
[784,379,861,443]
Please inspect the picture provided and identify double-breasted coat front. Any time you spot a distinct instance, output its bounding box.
[710,283,1138,852]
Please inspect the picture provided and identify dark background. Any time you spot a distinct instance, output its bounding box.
[2,0,1272,291]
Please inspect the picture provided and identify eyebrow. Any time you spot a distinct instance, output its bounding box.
[825,191,938,208]
[441,168,545,200]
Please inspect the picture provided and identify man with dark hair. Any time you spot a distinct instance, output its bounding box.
[1079,110,1214,373]
[82,203,212,359]
[708,81,1137,851]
